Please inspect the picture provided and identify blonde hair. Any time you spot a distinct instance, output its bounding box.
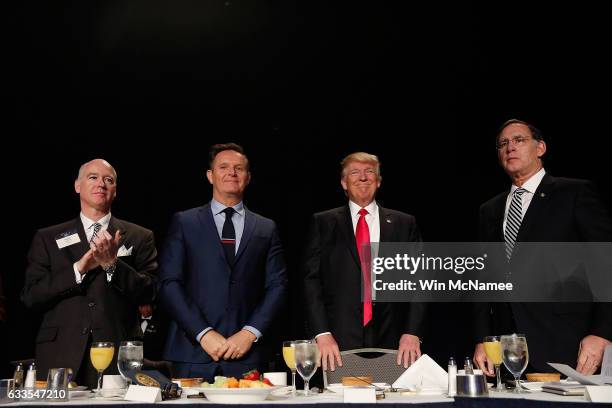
[340,152,381,178]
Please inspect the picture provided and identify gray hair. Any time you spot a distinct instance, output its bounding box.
[77,159,118,181]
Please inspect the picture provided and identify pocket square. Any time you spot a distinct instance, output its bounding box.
[118,245,133,257]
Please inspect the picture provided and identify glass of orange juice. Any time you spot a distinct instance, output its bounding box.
[90,341,115,397]
[282,341,297,395]
[483,336,503,391]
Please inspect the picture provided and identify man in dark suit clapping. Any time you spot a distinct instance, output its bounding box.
[22,159,158,388]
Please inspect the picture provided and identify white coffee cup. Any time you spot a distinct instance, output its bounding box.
[263,372,287,386]
[103,375,126,389]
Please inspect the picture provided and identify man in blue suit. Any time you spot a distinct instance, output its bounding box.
[159,143,287,380]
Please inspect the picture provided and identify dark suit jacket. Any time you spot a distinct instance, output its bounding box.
[158,203,287,365]
[131,307,170,362]
[303,205,426,351]
[21,216,158,380]
[475,174,612,371]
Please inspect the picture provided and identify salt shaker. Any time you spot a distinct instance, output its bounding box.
[464,357,474,374]
[25,362,37,389]
[13,362,25,389]
[448,357,457,397]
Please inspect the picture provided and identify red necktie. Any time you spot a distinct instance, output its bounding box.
[356,208,372,326]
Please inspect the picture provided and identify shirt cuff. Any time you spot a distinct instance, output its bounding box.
[73,263,84,284]
[243,326,262,342]
[196,327,214,343]
[315,332,332,339]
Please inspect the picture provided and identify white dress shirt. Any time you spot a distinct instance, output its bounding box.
[73,212,114,283]
[503,168,546,234]
[316,200,380,339]
[348,200,381,243]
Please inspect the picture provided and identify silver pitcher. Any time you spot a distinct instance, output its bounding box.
[45,368,72,401]
[456,373,489,397]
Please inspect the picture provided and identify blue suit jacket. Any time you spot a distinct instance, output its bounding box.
[159,203,287,364]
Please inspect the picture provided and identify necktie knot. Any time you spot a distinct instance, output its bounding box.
[514,187,527,197]
[358,208,369,217]
[223,207,235,218]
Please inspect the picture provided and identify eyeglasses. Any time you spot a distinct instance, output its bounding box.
[496,136,533,150]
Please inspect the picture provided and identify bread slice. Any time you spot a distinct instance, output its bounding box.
[341,376,373,386]
[526,373,561,382]
[171,377,203,388]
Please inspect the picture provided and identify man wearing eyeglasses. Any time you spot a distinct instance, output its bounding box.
[473,119,612,376]
[304,152,426,372]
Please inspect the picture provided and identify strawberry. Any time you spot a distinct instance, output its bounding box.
[242,369,260,381]
[262,378,274,386]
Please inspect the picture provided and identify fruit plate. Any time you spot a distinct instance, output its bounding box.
[194,387,272,403]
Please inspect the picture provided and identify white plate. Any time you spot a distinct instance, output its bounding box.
[99,388,127,398]
[195,387,272,403]
[326,383,389,394]
[269,386,294,397]
[414,386,446,395]
[521,381,545,391]
[68,390,91,398]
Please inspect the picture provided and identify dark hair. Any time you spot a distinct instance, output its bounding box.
[208,143,249,169]
[497,119,544,141]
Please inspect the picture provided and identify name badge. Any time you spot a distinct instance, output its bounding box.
[55,230,81,249]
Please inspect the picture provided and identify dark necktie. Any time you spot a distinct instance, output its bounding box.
[504,187,527,260]
[356,208,372,326]
[90,222,102,244]
[221,207,236,265]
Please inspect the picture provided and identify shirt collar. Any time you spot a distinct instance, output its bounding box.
[211,198,245,217]
[80,212,112,231]
[511,168,546,194]
[348,200,378,218]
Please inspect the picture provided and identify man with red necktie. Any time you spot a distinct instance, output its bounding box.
[304,152,426,371]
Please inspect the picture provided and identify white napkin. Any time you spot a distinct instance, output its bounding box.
[118,245,133,257]
[392,354,448,391]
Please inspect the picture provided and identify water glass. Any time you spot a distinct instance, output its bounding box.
[117,341,143,384]
[500,334,528,394]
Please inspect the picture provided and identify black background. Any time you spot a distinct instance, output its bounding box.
[3,1,611,377]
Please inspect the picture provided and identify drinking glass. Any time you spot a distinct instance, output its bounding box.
[90,341,115,397]
[500,334,529,394]
[483,336,504,391]
[282,341,297,396]
[294,341,319,397]
[117,341,143,385]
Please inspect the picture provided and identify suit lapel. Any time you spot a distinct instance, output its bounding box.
[197,204,226,262]
[492,193,508,241]
[378,206,393,242]
[107,217,122,240]
[516,174,554,242]
[64,218,90,263]
[235,207,256,263]
[338,206,360,267]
